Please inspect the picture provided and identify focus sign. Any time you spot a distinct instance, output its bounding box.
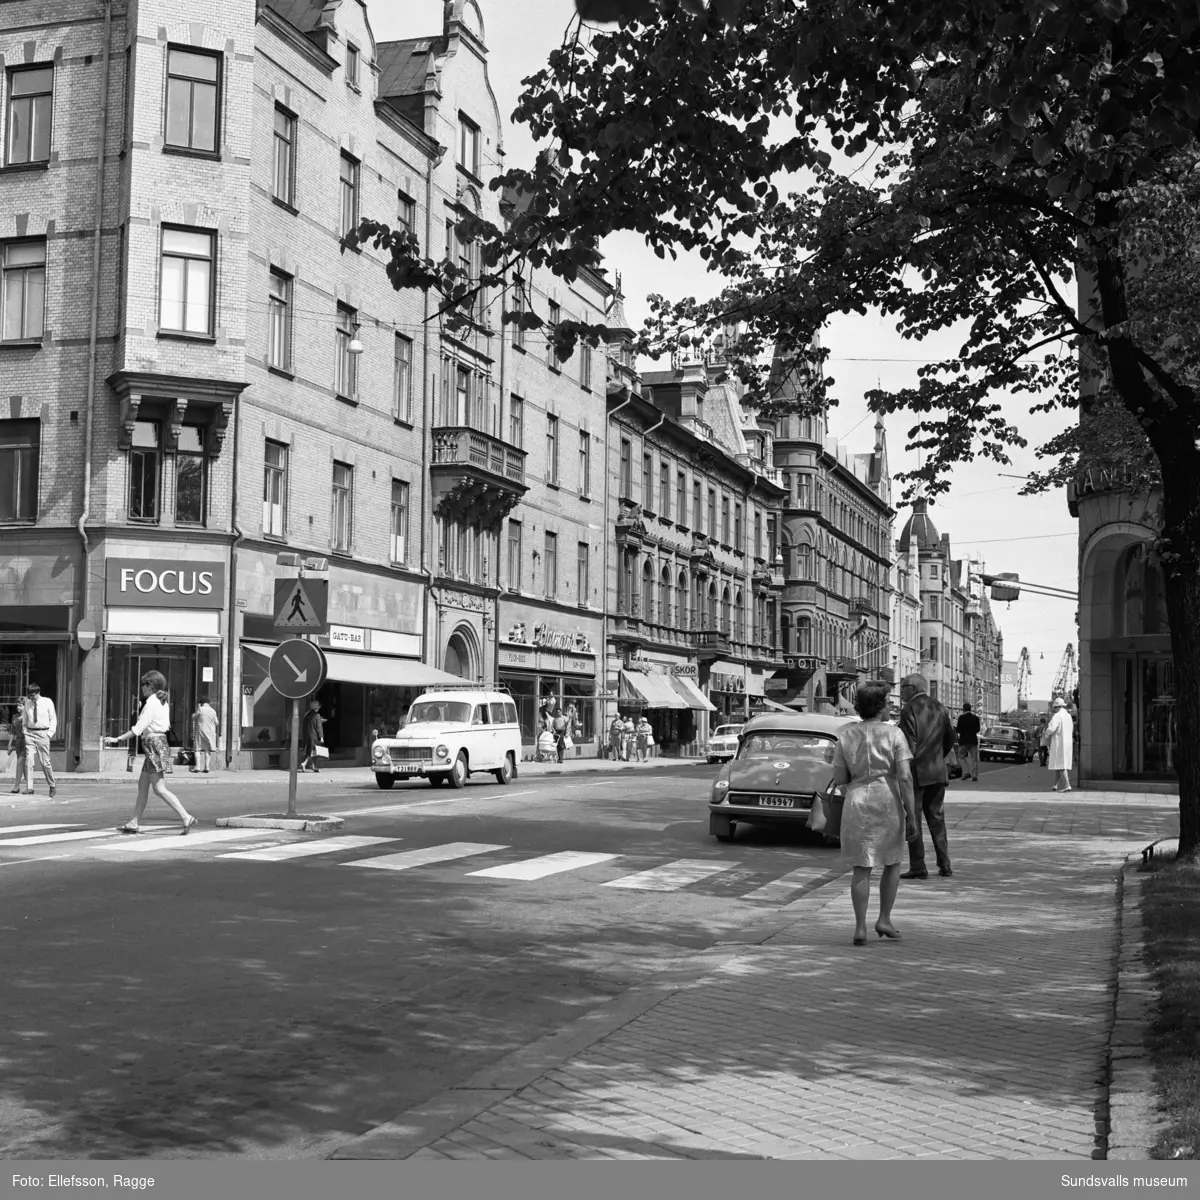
[269,639,327,700]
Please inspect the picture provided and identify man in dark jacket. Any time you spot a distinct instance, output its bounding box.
[898,673,957,879]
[955,702,982,782]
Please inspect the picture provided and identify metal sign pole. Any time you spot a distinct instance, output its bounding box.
[287,698,300,819]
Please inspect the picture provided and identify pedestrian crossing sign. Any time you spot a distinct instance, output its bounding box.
[273,577,329,633]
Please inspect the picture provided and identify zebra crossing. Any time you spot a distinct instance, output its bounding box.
[0,822,836,902]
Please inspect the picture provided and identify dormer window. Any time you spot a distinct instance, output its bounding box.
[346,44,360,88]
[458,114,481,177]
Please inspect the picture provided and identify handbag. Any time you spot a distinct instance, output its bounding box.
[314,745,330,758]
[807,793,827,833]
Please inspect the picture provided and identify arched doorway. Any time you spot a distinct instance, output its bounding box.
[444,628,475,680]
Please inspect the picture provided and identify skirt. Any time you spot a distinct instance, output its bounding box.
[141,733,174,776]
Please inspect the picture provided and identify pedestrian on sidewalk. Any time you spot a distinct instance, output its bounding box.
[191,697,219,773]
[1042,696,1074,792]
[6,695,31,795]
[622,713,636,762]
[608,714,624,761]
[19,683,57,799]
[898,673,956,879]
[955,702,981,781]
[105,671,198,835]
[301,698,326,772]
[636,715,654,761]
[551,707,569,764]
[831,679,918,945]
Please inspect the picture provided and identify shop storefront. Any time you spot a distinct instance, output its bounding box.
[497,605,603,758]
[99,557,227,771]
[706,660,749,723]
[616,651,714,756]
[0,605,73,765]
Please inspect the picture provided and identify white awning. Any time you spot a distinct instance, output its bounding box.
[755,698,794,713]
[619,670,688,710]
[241,642,460,689]
[667,674,717,712]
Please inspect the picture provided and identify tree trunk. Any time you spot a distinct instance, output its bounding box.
[1157,451,1200,860]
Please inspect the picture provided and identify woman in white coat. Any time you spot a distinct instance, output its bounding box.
[1042,696,1074,792]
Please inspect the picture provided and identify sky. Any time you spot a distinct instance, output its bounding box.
[373,0,1080,698]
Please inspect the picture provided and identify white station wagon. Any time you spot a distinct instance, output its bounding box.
[371,688,522,790]
[706,723,744,763]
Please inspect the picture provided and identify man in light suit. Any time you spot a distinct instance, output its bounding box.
[898,673,955,879]
[21,682,57,798]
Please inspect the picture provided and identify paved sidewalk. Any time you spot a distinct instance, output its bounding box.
[333,826,1143,1160]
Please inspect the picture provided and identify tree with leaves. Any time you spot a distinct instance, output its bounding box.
[352,0,1200,855]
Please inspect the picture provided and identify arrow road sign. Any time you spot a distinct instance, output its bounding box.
[269,639,327,700]
[274,577,329,634]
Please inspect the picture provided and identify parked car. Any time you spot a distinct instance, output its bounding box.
[705,723,744,764]
[370,688,521,789]
[708,712,856,843]
[979,724,1033,763]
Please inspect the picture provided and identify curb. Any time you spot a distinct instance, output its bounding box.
[216,815,345,832]
[327,870,852,1159]
[1105,856,1165,1160]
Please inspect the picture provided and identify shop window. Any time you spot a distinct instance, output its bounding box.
[164,47,220,153]
[0,418,39,522]
[2,239,46,342]
[175,424,207,525]
[0,644,63,742]
[272,106,296,206]
[6,64,54,164]
[129,420,161,523]
[110,642,221,745]
[263,439,288,538]
[160,227,214,336]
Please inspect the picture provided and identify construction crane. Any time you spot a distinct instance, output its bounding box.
[1016,647,1032,710]
[1051,645,1078,702]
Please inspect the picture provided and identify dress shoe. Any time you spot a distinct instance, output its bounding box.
[939,866,953,877]
[900,869,928,880]
[49,785,56,798]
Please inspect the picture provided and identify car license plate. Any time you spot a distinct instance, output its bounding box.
[397,763,421,774]
[758,795,793,808]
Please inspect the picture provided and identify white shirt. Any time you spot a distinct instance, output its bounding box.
[22,696,57,739]
[132,694,171,737]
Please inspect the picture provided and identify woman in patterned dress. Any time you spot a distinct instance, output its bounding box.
[105,671,198,835]
[831,680,918,946]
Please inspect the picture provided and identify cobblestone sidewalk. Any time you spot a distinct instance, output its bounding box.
[333,827,1151,1161]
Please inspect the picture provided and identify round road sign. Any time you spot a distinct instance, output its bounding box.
[269,639,327,700]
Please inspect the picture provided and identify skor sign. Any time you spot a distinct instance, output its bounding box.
[105,559,227,609]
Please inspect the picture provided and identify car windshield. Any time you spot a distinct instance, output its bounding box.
[406,700,472,725]
[738,732,836,764]
[984,727,1019,740]
[713,726,742,738]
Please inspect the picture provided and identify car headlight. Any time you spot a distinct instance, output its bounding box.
[373,746,384,759]
[713,780,729,789]
[436,744,449,759]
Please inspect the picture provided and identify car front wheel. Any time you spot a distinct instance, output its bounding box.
[448,751,468,789]
[710,813,735,842]
[374,773,395,790]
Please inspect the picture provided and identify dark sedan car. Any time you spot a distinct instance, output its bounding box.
[708,712,857,842]
[979,724,1033,763]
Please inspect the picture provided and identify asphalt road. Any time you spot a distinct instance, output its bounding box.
[0,756,1045,1159]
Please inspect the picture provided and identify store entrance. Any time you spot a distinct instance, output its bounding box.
[1113,654,1177,778]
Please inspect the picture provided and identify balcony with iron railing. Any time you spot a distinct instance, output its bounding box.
[430,426,528,527]
[850,595,876,615]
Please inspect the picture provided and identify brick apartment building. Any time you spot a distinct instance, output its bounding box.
[0,0,618,769]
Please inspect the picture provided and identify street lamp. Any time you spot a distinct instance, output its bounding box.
[348,321,364,356]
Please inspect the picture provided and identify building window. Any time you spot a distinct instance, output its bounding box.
[797,615,812,654]
[693,480,703,533]
[659,461,671,519]
[345,44,360,87]
[267,269,292,370]
[579,340,592,389]
[546,414,560,484]
[510,285,526,348]
[159,227,214,335]
[708,488,717,539]
[164,48,219,153]
[619,438,632,498]
[928,594,940,620]
[397,191,416,235]
[578,430,591,497]
[0,419,39,522]
[721,495,730,544]
[798,543,813,579]
[797,473,812,509]
[543,531,557,599]
[577,542,590,605]
[677,471,687,525]
[128,420,161,523]
[339,152,360,238]
[458,114,481,176]
[509,395,524,447]
[507,520,522,590]
[642,453,653,510]
[1,240,46,342]
[390,480,409,563]
[6,65,53,164]
[394,334,413,422]
[455,365,471,426]
[272,106,296,205]
[547,301,562,369]
[767,513,778,562]
[174,424,207,525]
[734,502,743,550]
[263,439,287,538]
[335,304,357,399]
[331,461,353,552]
[754,511,762,558]
[928,637,939,662]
